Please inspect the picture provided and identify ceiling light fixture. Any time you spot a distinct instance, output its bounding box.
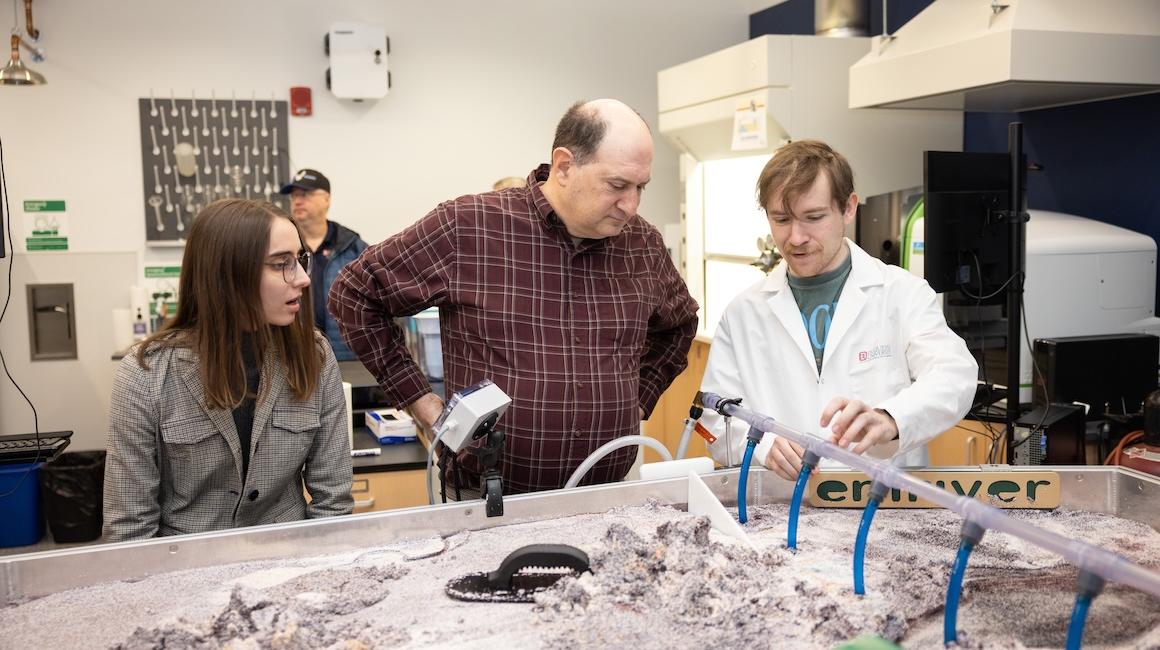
[1,0,45,86]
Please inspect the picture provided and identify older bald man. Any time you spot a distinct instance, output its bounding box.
[330,99,699,496]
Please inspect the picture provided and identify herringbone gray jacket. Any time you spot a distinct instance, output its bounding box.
[103,333,353,541]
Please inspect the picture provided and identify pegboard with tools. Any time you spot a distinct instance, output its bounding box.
[137,93,290,245]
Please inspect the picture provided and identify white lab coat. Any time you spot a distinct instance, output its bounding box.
[701,240,977,471]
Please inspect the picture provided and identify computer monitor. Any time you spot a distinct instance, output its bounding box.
[923,151,1016,300]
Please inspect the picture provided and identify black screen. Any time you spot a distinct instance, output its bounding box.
[923,151,1015,298]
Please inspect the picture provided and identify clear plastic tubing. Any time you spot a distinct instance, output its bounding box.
[699,392,1160,599]
[564,435,673,490]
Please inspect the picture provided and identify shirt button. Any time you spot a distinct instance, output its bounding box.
[573,336,581,344]
[573,429,582,438]
[576,381,585,389]
[248,490,260,501]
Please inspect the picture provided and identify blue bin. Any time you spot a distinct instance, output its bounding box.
[0,462,45,548]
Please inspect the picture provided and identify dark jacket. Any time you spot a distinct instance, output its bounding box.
[321,222,367,360]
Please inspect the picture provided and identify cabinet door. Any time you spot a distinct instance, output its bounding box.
[643,340,712,462]
[927,420,1007,466]
[351,469,429,513]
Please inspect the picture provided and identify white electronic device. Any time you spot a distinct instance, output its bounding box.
[433,380,512,453]
[326,22,390,100]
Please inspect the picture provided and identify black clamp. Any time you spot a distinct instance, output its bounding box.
[715,396,743,418]
[465,416,506,518]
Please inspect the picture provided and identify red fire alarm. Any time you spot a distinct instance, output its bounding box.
[290,86,313,116]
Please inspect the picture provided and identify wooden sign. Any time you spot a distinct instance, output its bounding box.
[806,470,1060,509]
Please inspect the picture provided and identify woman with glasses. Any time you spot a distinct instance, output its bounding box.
[104,199,353,541]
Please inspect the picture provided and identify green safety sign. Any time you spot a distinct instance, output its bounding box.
[26,237,69,251]
[24,200,66,212]
[144,266,181,278]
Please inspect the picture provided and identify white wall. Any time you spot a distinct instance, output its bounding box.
[0,253,138,450]
[0,1,748,448]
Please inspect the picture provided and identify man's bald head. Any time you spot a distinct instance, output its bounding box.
[542,99,654,240]
[551,99,651,165]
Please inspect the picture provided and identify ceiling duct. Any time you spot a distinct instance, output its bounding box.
[815,0,869,37]
[849,0,1160,112]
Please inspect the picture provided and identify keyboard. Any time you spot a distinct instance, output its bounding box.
[0,431,73,465]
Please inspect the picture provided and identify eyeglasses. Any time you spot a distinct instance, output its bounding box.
[265,251,312,283]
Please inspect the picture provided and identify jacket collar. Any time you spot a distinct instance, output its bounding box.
[328,221,363,254]
[174,342,289,482]
[761,239,883,294]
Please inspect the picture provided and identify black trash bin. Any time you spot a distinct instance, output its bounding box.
[40,450,106,543]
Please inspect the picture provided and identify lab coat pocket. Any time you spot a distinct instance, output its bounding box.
[846,355,889,403]
[848,357,909,406]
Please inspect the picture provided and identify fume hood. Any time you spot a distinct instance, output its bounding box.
[657,34,962,335]
[849,0,1160,112]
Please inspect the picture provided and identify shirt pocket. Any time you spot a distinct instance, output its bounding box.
[270,408,321,459]
[847,354,910,404]
[594,285,650,370]
[159,417,233,499]
[160,418,220,459]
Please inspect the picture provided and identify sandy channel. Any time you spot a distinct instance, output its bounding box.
[1,501,1158,649]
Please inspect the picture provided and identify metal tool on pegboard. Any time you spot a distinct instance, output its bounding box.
[138,91,290,245]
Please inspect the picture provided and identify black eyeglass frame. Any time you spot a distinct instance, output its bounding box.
[265,250,313,283]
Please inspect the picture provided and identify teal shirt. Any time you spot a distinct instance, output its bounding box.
[788,252,853,373]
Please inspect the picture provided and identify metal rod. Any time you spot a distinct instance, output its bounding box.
[699,392,1160,598]
[1005,122,1025,463]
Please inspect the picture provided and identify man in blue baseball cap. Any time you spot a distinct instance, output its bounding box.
[280,168,367,361]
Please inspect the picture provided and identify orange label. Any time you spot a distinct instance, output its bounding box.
[694,422,717,444]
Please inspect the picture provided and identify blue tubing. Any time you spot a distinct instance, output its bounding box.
[853,499,880,595]
[1066,593,1093,650]
[738,440,757,524]
[787,463,813,550]
[944,540,975,646]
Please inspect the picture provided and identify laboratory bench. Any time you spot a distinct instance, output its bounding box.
[339,359,438,513]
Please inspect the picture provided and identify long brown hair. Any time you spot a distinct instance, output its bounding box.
[136,199,321,408]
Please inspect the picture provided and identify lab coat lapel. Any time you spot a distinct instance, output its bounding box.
[823,241,880,367]
[176,348,245,476]
[762,264,818,374]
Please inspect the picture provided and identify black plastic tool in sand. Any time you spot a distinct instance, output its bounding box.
[445,543,590,603]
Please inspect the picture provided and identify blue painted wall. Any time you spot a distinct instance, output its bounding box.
[751,0,1160,308]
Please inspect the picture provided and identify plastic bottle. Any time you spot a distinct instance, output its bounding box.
[132,308,148,342]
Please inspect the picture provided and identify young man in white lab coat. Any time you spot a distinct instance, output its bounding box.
[702,140,978,480]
